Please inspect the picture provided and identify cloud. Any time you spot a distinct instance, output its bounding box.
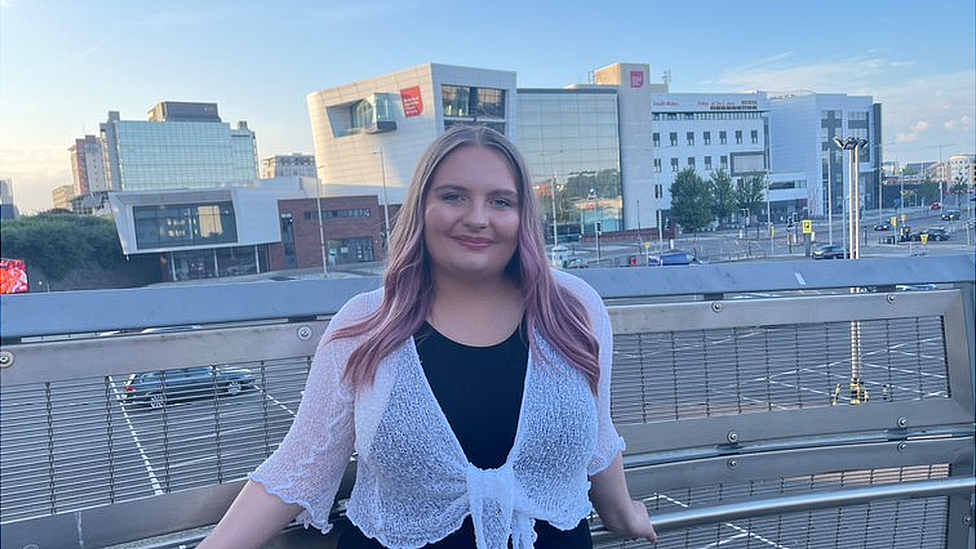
[944,115,973,132]
[896,120,931,143]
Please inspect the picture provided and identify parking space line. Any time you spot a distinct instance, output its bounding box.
[652,492,791,549]
[107,375,165,496]
[254,384,296,417]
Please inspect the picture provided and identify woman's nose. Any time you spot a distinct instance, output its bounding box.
[462,202,489,228]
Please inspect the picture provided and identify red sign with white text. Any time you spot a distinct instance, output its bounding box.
[0,258,29,294]
[400,86,424,118]
[630,71,644,88]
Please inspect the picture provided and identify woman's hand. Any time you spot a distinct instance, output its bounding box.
[589,453,658,544]
[617,499,657,543]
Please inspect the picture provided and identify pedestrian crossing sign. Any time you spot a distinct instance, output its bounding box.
[802,219,813,234]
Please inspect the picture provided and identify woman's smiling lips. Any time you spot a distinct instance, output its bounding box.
[453,236,494,250]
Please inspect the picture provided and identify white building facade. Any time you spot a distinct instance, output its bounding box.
[69,135,109,195]
[768,93,881,217]
[307,64,517,206]
[260,153,317,179]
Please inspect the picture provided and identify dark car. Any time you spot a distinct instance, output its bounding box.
[122,365,255,409]
[872,221,891,231]
[647,249,701,266]
[920,227,950,241]
[941,210,960,221]
[812,244,848,259]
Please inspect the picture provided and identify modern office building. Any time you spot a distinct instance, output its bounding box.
[100,102,258,192]
[768,93,882,217]
[1,177,18,219]
[69,135,109,196]
[307,63,880,235]
[947,154,975,187]
[52,185,74,210]
[307,64,517,208]
[108,180,386,281]
[260,153,317,179]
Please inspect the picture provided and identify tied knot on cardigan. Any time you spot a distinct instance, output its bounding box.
[466,463,538,549]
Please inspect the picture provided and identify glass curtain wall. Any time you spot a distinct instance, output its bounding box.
[516,90,622,241]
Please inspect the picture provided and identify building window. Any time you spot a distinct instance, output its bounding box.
[134,201,237,250]
[720,131,727,145]
[703,131,711,145]
[654,184,663,199]
[669,132,678,147]
[671,158,679,172]
[686,132,695,146]
[688,157,696,168]
[735,130,743,145]
[327,237,375,264]
[721,156,728,170]
[751,130,759,144]
[652,132,660,147]
[704,156,712,171]
[442,85,506,120]
[653,158,662,172]
[304,208,372,220]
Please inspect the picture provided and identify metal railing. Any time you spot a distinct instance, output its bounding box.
[1,255,973,549]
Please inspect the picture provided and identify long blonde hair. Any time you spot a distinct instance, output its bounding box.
[331,125,600,393]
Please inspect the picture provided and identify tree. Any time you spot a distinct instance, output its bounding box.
[708,169,736,225]
[950,177,969,207]
[735,174,767,218]
[0,212,160,290]
[669,168,713,233]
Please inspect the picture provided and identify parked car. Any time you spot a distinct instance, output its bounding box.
[941,210,960,221]
[562,257,588,269]
[930,202,942,210]
[647,249,700,266]
[920,227,950,241]
[872,221,891,231]
[122,365,255,409]
[812,244,848,259]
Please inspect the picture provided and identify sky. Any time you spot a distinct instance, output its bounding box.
[1,0,974,214]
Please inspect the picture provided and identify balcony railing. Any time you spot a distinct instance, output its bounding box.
[1,255,973,549]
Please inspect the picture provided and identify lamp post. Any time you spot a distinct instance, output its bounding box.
[373,148,392,249]
[588,188,601,264]
[833,136,868,260]
[826,149,834,245]
[313,176,329,277]
[538,150,564,265]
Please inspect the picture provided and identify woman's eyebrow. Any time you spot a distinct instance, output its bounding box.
[429,184,466,193]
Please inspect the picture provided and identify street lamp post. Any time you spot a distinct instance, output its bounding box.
[313,176,329,277]
[826,149,834,245]
[373,148,392,249]
[588,188,601,264]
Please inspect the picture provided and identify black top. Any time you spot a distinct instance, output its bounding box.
[337,322,592,549]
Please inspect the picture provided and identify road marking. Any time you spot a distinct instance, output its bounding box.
[107,376,165,496]
[650,492,791,549]
[254,384,296,417]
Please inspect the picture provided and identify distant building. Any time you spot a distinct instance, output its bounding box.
[100,101,258,192]
[52,185,75,210]
[0,177,18,220]
[108,179,386,281]
[69,135,109,195]
[947,154,975,187]
[261,153,317,179]
[768,92,882,217]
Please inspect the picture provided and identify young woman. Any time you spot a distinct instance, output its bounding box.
[199,126,656,549]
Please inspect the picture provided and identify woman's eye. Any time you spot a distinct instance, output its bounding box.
[441,193,463,202]
[491,198,514,208]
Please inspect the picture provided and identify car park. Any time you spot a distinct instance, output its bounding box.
[812,244,848,259]
[941,210,960,221]
[647,249,700,266]
[122,365,256,409]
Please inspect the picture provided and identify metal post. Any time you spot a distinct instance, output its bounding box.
[314,177,329,277]
[551,168,559,253]
[827,150,834,245]
[378,147,391,249]
[766,172,773,257]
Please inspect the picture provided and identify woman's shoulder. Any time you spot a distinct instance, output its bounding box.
[328,287,385,331]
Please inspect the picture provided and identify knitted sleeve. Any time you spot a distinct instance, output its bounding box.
[248,293,371,533]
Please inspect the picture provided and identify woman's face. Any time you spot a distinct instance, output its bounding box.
[423,145,521,282]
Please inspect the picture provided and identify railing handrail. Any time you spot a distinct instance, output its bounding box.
[2,255,973,339]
